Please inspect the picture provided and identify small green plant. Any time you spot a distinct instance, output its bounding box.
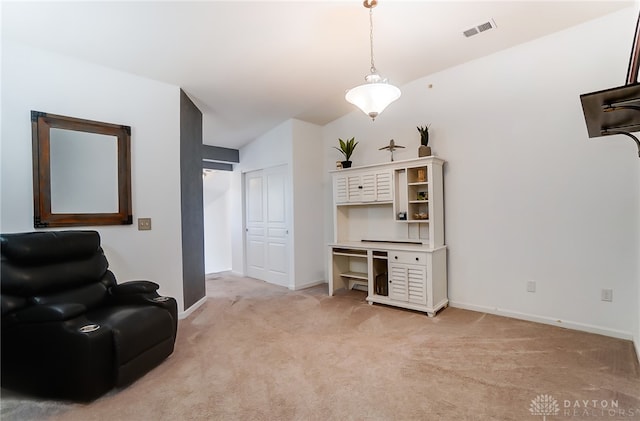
[334,137,359,161]
[417,125,430,146]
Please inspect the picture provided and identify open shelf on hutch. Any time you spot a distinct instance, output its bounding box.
[394,165,430,224]
[331,248,368,291]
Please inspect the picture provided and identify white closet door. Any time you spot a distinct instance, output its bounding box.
[245,165,289,287]
[246,171,266,279]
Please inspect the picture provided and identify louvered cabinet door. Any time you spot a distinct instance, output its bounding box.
[388,264,409,302]
[347,175,363,202]
[389,263,427,305]
[334,176,348,204]
[360,173,376,202]
[407,266,427,305]
[375,171,392,201]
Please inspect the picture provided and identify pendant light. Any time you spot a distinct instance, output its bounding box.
[345,0,401,121]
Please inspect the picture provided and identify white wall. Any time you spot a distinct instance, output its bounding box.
[323,7,639,339]
[203,170,232,274]
[1,40,185,310]
[291,120,325,289]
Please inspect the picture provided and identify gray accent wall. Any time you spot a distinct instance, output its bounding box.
[202,145,239,163]
[180,89,205,309]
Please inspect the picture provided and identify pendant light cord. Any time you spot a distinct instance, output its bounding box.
[369,7,376,74]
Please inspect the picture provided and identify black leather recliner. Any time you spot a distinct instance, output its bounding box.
[0,230,178,401]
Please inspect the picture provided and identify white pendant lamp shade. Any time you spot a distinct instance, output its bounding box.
[346,0,400,121]
[345,74,401,120]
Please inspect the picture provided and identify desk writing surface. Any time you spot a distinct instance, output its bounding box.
[329,240,446,252]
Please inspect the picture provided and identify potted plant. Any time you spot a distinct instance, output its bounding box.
[334,137,358,168]
[417,125,431,157]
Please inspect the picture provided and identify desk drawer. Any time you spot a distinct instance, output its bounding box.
[389,251,427,265]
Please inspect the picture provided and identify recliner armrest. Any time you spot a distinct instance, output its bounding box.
[16,303,87,322]
[108,281,177,336]
[110,281,159,296]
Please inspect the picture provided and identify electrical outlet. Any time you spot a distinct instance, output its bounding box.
[137,218,152,231]
[601,289,613,302]
[527,280,536,293]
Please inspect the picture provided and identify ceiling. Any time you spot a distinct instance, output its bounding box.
[2,1,634,149]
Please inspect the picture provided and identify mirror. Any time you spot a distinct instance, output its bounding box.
[31,111,132,227]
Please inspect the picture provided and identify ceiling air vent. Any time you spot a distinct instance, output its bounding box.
[463,19,497,38]
[463,27,479,38]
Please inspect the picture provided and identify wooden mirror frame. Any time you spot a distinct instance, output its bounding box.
[31,111,132,228]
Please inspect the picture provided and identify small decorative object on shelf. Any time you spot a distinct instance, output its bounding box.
[379,139,405,162]
[334,137,358,168]
[417,125,431,157]
[417,191,427,201]
[417,168,426,182]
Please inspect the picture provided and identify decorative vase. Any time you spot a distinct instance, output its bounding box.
[418,145,431,157]
[341,160,352,168]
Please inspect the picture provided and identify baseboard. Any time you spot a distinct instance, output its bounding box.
[449,300,633,341]
[634,336,640,365]
[205,270,232,276]
[291,280,326,291]
[179,296,207,319]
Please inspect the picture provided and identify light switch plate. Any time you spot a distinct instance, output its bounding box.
[138,218,152,231]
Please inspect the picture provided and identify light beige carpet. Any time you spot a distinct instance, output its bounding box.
[2,274,639,421]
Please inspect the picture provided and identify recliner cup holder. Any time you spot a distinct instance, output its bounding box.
[79,324,100,333]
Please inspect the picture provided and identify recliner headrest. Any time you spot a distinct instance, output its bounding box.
[1,231,102,263]
[0,231,109,296]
